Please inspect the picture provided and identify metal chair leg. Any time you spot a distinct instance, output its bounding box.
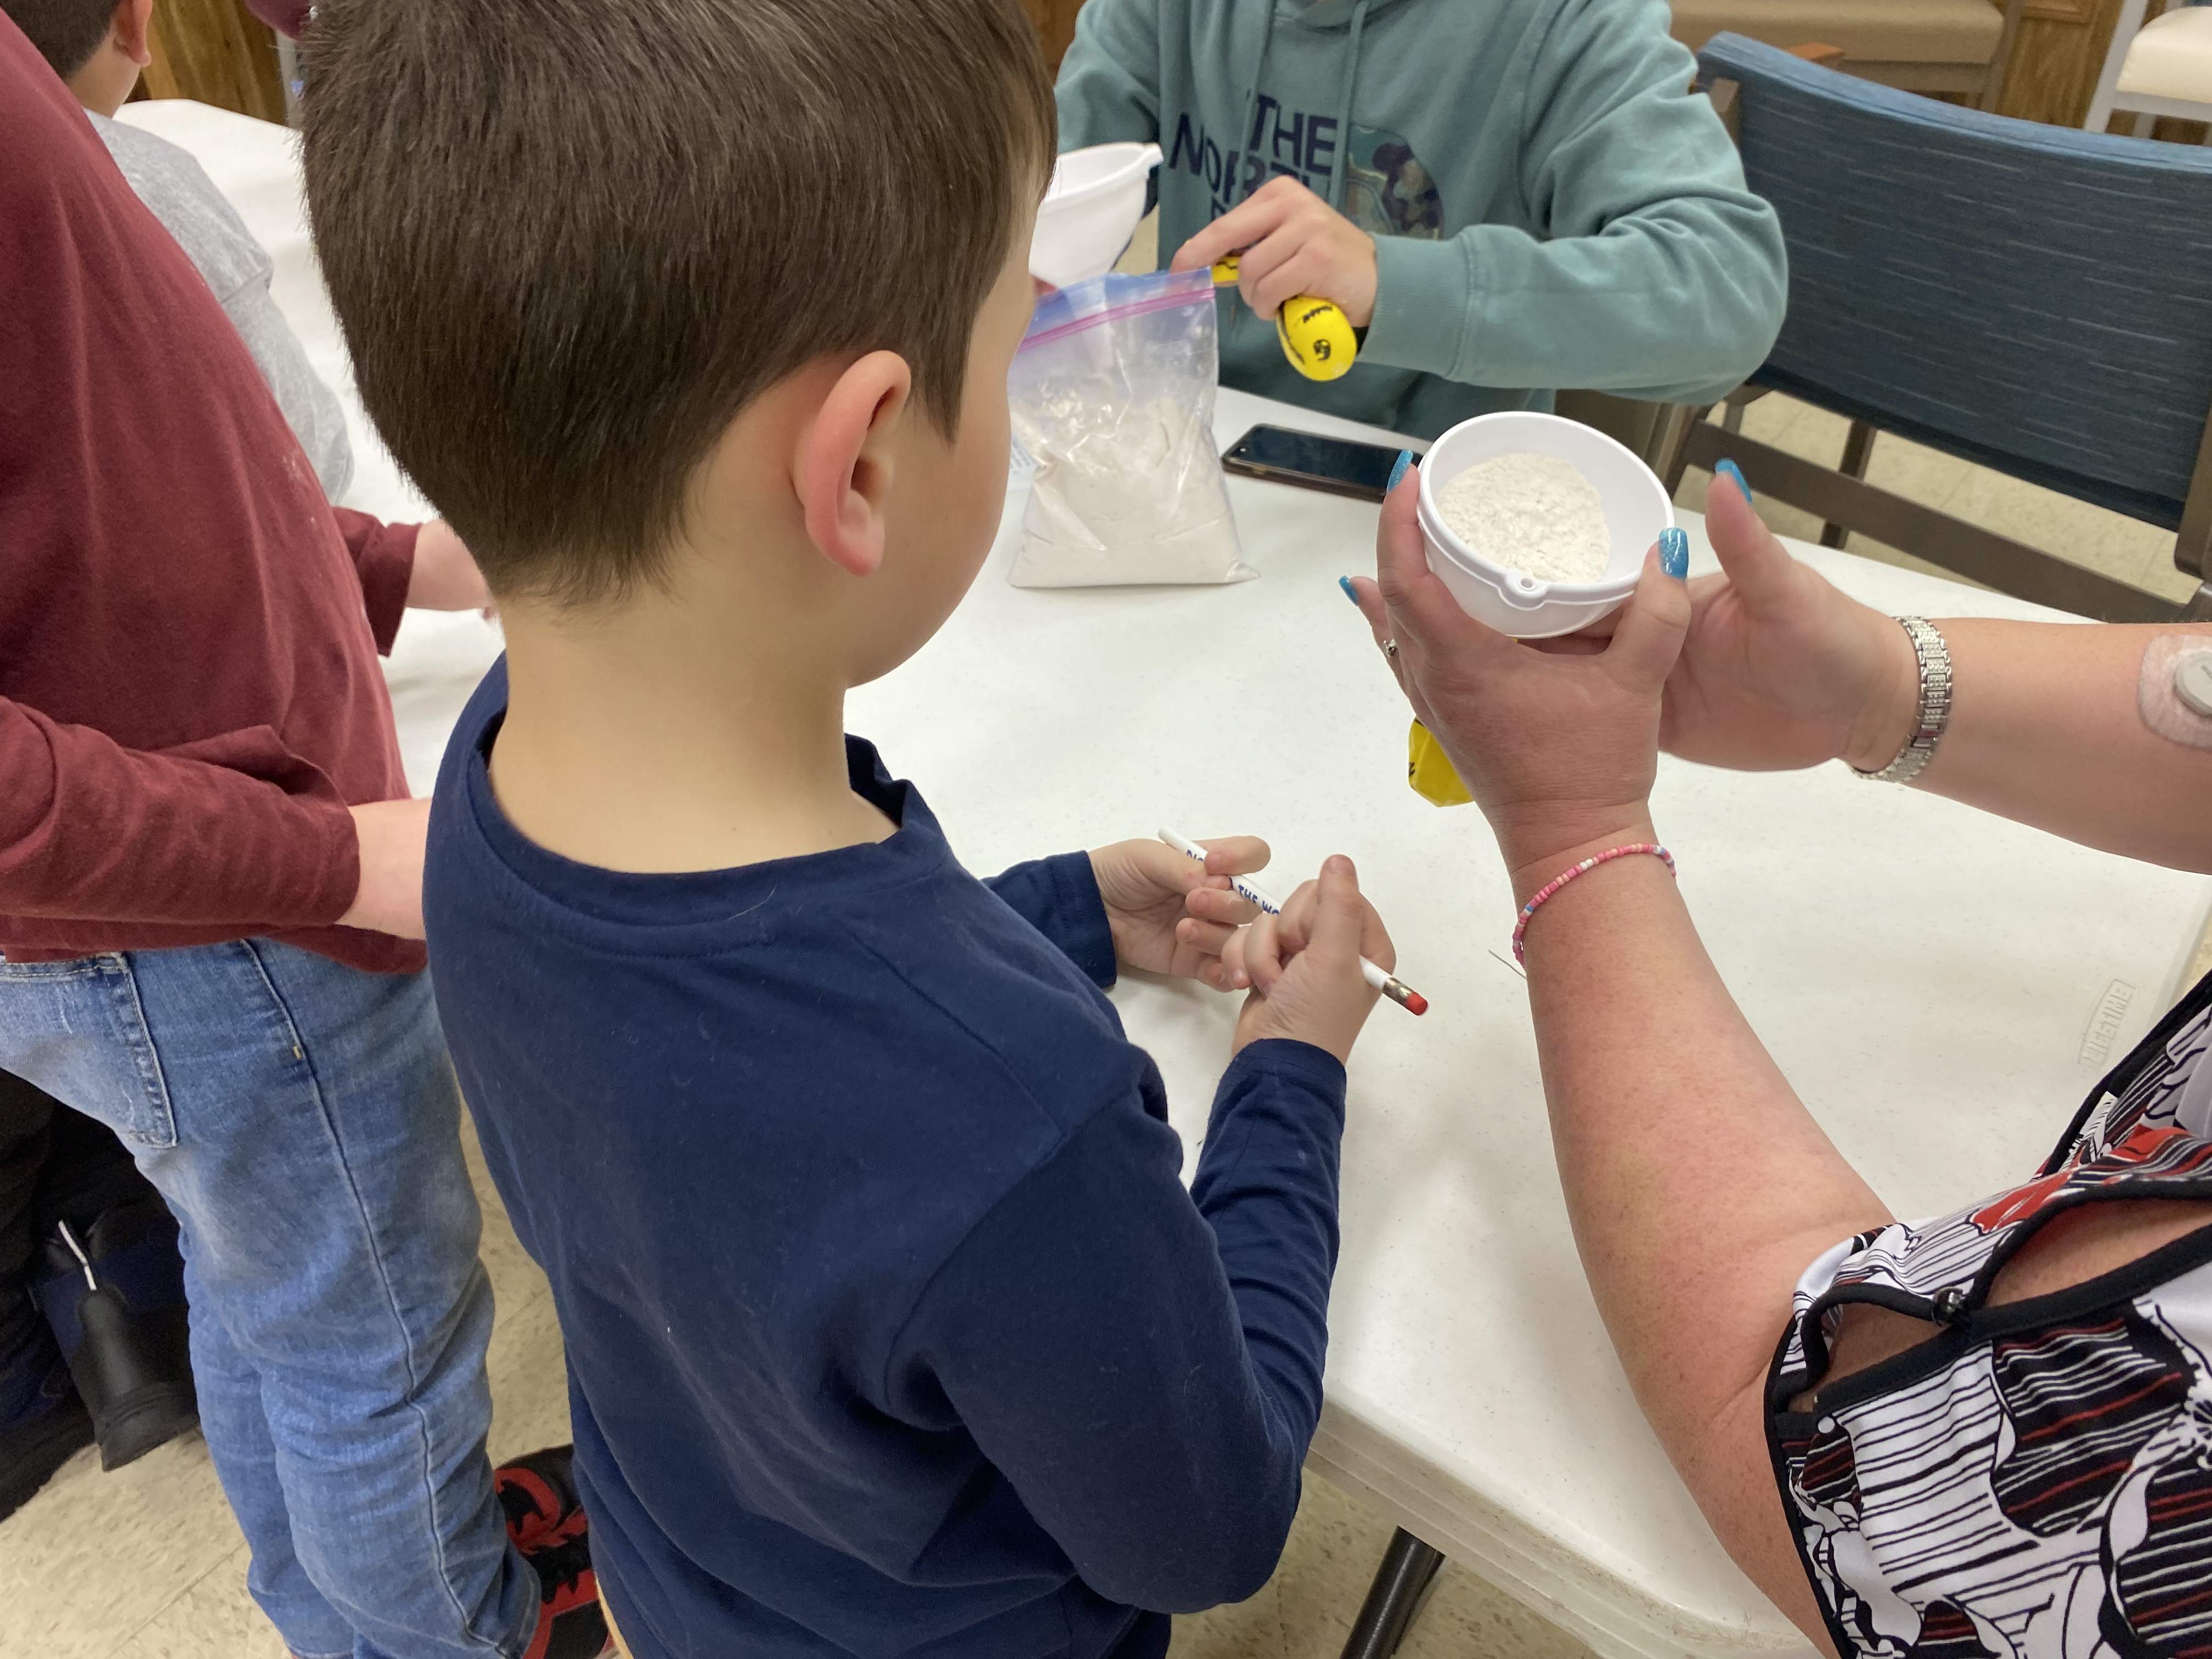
[1339,1528,1446,1659]
[1652,402,1712,497]
[1820,420,1876,548]
[1718,383,1770,437]
[1981,0,2027,112]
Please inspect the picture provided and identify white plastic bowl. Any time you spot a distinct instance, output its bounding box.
[1415,411,1674,639]
[1029,143,1162,289]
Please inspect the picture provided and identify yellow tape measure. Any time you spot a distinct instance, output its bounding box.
[1407,719,1474,806]
[1210,255,1361,383]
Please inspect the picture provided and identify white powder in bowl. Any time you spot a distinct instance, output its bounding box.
[1436,453,1612,584]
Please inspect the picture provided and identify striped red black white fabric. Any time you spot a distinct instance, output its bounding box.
[1768,976,2212,1659]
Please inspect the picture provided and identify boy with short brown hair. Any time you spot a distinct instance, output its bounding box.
[306,2,1396,1655]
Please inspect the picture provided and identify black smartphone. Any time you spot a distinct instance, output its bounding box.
[1220,424,1406,503]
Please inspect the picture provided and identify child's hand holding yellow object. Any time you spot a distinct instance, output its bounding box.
[1207,256,1362,381]
[1173,177,1372,382]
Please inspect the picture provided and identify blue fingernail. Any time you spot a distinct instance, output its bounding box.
[1716,458,1750,506]
[1338,575,1359,606]
[1659,526,1689,580]
[1387,449,1414,493]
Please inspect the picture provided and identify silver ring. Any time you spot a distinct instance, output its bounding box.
[1383,638,1400,659]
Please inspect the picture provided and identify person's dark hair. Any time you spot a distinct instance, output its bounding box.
[303,0,1054,605]
[3,0,120,80]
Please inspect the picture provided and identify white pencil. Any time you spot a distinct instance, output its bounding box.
[1158,828,1428,1016]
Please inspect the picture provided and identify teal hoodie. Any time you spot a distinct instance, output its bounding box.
[1056,0,1787,438]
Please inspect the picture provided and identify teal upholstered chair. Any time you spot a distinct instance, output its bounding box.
[1659,34,2212,622]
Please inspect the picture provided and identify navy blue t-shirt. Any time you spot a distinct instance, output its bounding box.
[427,662,1348,1659]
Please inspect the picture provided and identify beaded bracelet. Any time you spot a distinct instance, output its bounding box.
[1511,844,1676,964]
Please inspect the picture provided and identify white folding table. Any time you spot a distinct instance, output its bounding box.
[125,98,2210,1659]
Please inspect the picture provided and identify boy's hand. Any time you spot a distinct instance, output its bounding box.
[338,798,431,939]
[1170,177,1378,327]
[1221,856,1391,1064]
[1088,837,1270,989]
[405,520,493,613]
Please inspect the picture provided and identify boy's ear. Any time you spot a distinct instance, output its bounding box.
[798,352,912,579]
[112,0,156,67]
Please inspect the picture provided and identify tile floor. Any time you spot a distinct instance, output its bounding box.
[5,397,2203,1658]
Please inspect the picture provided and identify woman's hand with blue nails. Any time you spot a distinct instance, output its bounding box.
[1714,457,1752,507]
[1342,460,1691,876]
[1656,470,1918,774]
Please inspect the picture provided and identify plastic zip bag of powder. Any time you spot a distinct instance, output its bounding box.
[1007,270,1254,588]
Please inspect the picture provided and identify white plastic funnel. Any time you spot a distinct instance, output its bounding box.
[1029,143,1163,289]
[1415,412,1673,640]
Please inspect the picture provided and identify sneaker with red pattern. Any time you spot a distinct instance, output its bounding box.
[496,1445,610,1659]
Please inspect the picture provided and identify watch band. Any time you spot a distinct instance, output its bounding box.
[1854,616,1951,785]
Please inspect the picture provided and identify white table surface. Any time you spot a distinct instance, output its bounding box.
[126,99,2212,1659]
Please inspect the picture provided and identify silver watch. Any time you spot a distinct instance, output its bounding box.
[1853,616,1951,785]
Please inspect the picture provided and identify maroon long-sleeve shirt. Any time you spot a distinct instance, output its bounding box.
[242,0,310,38]
[0,19,424,975]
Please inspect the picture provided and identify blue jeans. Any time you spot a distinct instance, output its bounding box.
[0,939,537,1659]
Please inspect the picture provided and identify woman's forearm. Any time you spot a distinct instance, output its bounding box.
[1858,620,2212,871]
[1358,470,1884,1641]
[1510,822,1890,1454]
[1508,821,1887,1630]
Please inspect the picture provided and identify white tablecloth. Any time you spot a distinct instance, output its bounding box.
[122,98,2211,1659]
